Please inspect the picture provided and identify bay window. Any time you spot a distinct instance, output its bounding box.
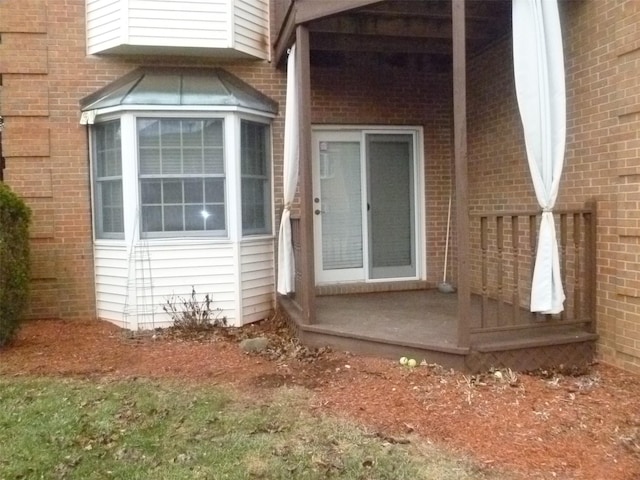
[91,114,272,241]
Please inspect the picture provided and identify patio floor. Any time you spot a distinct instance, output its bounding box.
[280,289,597,371]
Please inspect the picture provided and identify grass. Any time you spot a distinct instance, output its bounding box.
[0,377,505,479]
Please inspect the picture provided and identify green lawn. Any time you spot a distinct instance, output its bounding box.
[0,377,506,479]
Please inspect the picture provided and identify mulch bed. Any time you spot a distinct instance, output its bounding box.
[1,317,639,479]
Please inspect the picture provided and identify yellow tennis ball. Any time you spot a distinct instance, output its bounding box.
[399,356,408,366]
[407,358,417,368]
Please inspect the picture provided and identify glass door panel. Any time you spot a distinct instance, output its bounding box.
[313,133,364,283]
[367,134,416,279]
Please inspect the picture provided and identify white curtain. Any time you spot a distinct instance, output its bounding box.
[277,45,299,294]
[513,0,566,314]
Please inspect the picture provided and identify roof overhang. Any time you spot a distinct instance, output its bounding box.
[273,0,385,66]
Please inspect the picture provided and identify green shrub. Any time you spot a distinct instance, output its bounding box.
[0,183,31,346]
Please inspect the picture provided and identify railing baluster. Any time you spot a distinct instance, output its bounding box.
[584,201,597,333]
[529,214,538,322]
[481,216,488,328]
[511,216,520,325]
[573,212,581,321]
[291,218,302,306]
[497,216,504,325]
[560,213,568,321]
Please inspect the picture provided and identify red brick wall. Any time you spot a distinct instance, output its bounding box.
[0,0,285,320]
[464,0,640,373]
[310,56,454,285]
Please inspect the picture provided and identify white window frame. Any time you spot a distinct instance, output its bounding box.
[90,109,275,247]
[136,116,228,239]
[92,119,124,240]
[239,117,273,236]
[311,125,427,284]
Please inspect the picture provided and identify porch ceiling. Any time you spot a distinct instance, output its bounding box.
[275,0,512,67]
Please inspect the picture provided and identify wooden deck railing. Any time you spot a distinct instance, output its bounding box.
[290,201,597,336]
[470,201,597,334]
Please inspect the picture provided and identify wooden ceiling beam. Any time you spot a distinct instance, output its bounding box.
[357,0,511,21]
[309,14,501,41]
[310,32,452,55]
[295,0,385,24]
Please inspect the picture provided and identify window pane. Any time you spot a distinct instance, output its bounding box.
[163,180,183,204]
[142,206,162,232]
[204,147,224,174]
[205,178,225,204]
[93,121,124,238]
[138,120,160,147]
[183,148,203,174]
[242,121,266,176]
[140,148,161,175]
[161,148,182,174]
[164,205,184,231]
[241,121,270,235]
[102,180,122,207]
[141,180,162,204]
[184,179,203,203]
[161,119,181,147]
[185,205,205,231]
[203,119,223,146]
[182,120,203,147]
[242,178,265,231]
[206,204,226,230]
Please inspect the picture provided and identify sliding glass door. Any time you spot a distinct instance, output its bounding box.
[313,129,419,284]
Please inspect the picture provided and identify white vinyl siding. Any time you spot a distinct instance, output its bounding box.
[233,0,269,59]
[240,239,275,323]
[129,242,237,329]
[86,0,269,59]
[86,0,122,54]
[127,0,230,47]
[94,240,275,329]
[94,244,129,327]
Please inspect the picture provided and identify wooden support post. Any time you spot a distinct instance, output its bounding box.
[296,25,316,324]
[452,0,471,348]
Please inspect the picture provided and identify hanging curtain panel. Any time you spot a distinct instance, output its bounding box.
[277,45,299,294]
[513,0,566,313]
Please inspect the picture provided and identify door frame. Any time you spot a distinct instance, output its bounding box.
[311,125,426,285]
